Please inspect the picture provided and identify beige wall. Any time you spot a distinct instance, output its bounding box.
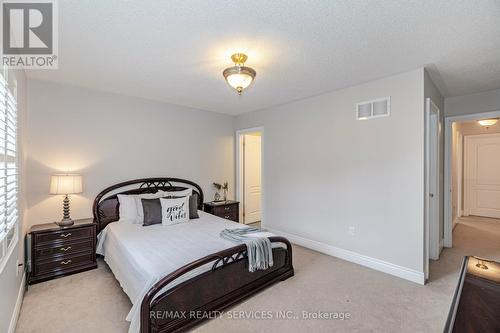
[26,80,235,228]
[235,69,426,278]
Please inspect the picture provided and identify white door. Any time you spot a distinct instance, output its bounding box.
[464,133,500,219]
[243,134,262,224]
[425,98,441,277]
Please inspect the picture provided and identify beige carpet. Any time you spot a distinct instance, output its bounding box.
[16,217,500,333]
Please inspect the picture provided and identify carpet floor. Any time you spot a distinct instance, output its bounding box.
[16,217,500,333]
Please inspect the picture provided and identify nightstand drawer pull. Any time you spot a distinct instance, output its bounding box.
[60,260,72,265]
[60,246,72,252]
[224,215,231,219]
[224,206,230,211]
[60,233,72,238]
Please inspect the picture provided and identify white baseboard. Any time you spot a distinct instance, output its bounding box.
[268,228,425,285]
[8,273,26,333]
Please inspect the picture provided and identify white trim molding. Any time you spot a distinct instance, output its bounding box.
[8,272,26,333]
[268,227,425,285]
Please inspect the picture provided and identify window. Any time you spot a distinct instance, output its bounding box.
[0,70,18,273]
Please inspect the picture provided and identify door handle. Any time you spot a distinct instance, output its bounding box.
[429,193,434,198]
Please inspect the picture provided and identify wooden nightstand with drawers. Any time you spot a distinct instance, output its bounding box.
[27,218,97,285]
[203,200,240,223]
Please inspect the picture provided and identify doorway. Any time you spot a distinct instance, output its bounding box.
[444,110,500,248]
[236,127,263,226]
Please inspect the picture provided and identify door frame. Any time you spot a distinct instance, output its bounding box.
[425,98,441,280]
[235,126,264,225]
[444,109,500,248]
[455,128,463,222]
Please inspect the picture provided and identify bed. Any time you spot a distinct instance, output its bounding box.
[93,178,294,333]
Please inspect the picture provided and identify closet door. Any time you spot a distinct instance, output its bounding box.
[243,134,262,224]
[464,133,500,218]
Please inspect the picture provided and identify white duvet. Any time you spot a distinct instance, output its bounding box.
[96,211,275,333]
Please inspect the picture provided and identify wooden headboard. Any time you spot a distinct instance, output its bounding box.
[92,177,204,233]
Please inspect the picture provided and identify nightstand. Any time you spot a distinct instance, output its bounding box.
[27,218,97,285]
[203,201,240,222]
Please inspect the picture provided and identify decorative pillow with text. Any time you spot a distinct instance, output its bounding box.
[159,197,190,226]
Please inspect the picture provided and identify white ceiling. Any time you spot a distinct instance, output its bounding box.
[27,0,500,115]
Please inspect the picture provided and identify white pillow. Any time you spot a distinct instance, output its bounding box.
[160,197,190,226]
[117,194,138,221]
[162,188,192,197]
[135,192,168,224]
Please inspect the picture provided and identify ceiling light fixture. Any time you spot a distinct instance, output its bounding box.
[223,53,256,95]
[477,118,499,127]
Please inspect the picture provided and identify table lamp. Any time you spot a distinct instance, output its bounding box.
[50,174,83,226]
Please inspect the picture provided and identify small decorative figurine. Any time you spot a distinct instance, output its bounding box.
[213,182,229,202]
[213,182,222,201]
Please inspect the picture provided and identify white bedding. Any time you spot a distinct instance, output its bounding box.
[96,211,276,333]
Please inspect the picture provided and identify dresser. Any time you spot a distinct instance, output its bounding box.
[27,218,97,285]
[203,200,240,222]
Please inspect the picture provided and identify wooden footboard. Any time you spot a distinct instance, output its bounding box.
[140,236,294,333]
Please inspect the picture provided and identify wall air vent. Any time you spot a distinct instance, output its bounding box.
[356,97,391,120]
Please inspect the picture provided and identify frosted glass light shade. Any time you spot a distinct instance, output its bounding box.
[223,66,256,94]
[226,72,253,89]
[50,174,83,194]
[477,118,498,127]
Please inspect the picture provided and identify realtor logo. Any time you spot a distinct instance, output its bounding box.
[1,0,58,68]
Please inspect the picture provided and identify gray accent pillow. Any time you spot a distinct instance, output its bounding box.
[141,198,163,226]
[189,193,200,219]
[169,193,199,219]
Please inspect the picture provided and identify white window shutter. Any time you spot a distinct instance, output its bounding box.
[0,70,18,269]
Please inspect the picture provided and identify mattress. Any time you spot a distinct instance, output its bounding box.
[96,211,275,333]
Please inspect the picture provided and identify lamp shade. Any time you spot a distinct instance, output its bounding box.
[222,53,256,95]
[223,66,256,94]
[50,174,83,195]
